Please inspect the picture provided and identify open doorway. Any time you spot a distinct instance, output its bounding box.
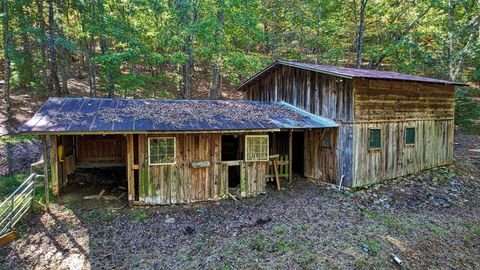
[292,131,304,175]
[221,135,241,188]
[57,134,128,202]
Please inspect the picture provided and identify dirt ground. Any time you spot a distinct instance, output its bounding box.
[0,132,478,269]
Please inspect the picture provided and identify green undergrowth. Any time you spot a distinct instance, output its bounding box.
[455,87,480,134]
[0,134,38,144]
[0,173,56,203]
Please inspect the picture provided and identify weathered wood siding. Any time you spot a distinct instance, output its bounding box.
[131,133,268,205]
[352,79,455,187]
[245,66,353,121]
[77,135,125,163]
[304,128,338,183]
[243,65,350,184]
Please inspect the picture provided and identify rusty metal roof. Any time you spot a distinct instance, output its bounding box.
[236,60,466,90]
[19,98,338,134]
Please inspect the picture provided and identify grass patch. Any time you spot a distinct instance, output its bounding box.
[362,210,407,233]
[274,239,295,253]
[425,223,448,237]
[0,134,38,144]
[273,225,285,234]
[360,239,381,256]
[131,210,149,222]
[362,210,380,219]
[0,173,28,199]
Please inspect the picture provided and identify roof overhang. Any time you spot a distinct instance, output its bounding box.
[235,60,467,91]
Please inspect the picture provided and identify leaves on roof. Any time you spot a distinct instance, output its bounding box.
[52,100,309,128]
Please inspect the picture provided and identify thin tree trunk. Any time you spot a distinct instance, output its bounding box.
[2,0,11,120]
[315,8,321,63]
[87,38,97,97]
[48,0,61,96]
[209,0,224,99]
[36,0,51,93]
[97,0,115,98]
[355,0,367,69]
[18,3,34,89]
[56,0,68,95]
[178,0,196,99]
[270,0,276,61]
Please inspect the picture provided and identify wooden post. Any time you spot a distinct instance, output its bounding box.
[273,158,281,190]
[40,135,49,209]
[49,135,59,196]
[126,134,134,201]
[288,130,293,183]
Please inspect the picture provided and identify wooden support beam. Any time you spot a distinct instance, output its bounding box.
[273,158,281,190]
[49,135,59,196]
[288,130,293,182]
[40,135,49,209]
[126,134,135,201]
[0,231,17,246]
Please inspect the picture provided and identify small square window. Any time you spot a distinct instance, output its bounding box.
[149,137,176,165]
[369,129,381,149]
[245,135,269,161]
[322,131,332,148]
[405,128,415,145]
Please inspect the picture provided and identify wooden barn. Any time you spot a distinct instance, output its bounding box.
[236,60,465,187]
[19,98,338,205]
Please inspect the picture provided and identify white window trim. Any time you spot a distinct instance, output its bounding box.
[148,137,176,165]
[245,135,269,162]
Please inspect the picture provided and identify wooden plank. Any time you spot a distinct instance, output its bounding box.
[49,135,59,197]
[0,231,17,246]
[288,130,292,182]
[41,136,49,209]
[126,134,134,201]
[273,158,280,190]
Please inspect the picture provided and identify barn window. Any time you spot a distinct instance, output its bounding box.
[148,137,176,165]
[405,127,415,145]
[245,135,269,161]
[322,131,332,148]
[369,129,381,149]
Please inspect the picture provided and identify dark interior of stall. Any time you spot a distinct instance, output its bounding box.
[221,135,241,188]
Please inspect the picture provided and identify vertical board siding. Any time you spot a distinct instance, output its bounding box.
[303,128,337,182]
[244,65,350,184]
[139,133,268,205]
[246,66,353,121]
[77,135,126,163]
[352,120,454,187]
[352,79,455,187]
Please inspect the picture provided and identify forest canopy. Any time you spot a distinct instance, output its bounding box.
[0,0,479,108]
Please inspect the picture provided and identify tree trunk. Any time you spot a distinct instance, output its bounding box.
[48,0,61,96]
[315,8,322,63]
[2,0,11,120]
[178,0,196,99]
[87,37,97,97]
[209,0,224,100]
[36,0,51,94]
[270,1,276,61]
[97,0,115,98]
[355,0,367,69]
[18,3,34,89]
[56,0,69,95]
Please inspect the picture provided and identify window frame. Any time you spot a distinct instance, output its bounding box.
[148,137,176,165]
[244,135,269,162]
[368,128,382,150]
[405,127,416,145]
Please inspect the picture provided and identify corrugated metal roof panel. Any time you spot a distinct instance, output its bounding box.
[19,98,338,134]
[236,60,466,90]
